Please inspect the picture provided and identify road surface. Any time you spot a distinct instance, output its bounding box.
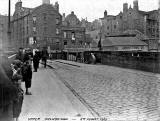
[19,64,93,121]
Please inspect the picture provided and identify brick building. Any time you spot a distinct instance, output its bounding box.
[11,0,62,50]
[61,11,88,52]
[100,0,159,51]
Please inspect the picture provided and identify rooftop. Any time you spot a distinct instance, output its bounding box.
[102,36,147,47]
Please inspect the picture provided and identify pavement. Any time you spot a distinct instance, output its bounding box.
[19,64,93,121]
[46,59,160,121]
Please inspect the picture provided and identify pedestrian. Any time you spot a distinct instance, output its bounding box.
[21,60,32,95]
[37,50,41,68]
[41,47,49,68]
[33,51,40,72]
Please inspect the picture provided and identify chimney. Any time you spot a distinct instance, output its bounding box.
[54,2,59,12]
[133,0,139,10]
[104,10,107,18]
[42,0,50,4]
[123,3,128,13]
[62,13,65,21]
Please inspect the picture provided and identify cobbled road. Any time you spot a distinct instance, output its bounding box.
[49,61,160,121]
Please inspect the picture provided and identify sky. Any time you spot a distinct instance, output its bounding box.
[0,0,159,21]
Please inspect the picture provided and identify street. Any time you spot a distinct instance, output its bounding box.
[18,60,160,121]
[19,64,93,121]
[47,60,160,121]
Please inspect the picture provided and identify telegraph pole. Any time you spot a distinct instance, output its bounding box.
[159,0,160,51]
[7,0,11,50]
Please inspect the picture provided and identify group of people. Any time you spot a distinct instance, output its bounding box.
[0,47,49,121]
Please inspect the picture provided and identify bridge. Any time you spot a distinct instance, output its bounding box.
[5,53,160,121]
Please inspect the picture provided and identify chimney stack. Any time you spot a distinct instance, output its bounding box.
[42,0,50,4]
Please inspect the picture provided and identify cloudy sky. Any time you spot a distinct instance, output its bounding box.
[0,0,159,21]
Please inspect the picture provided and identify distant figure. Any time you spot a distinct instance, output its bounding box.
[41,47,49,68]
[21,61,32,95]
[33,51,40,72]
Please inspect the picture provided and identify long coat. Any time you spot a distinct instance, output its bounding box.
[21,63,32,88]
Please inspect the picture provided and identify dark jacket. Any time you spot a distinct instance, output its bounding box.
[21,63,32,81]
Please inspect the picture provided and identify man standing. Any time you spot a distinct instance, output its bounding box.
[33,51,40,72]
[21,61,32,95]
[41,47,49,68]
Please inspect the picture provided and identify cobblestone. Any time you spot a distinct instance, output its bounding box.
[51,61,160,120]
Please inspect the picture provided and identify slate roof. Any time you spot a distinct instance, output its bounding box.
[102,36,148,47]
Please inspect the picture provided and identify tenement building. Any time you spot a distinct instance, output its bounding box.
[11,0,62,50]
[100,0,159,51]
[61,11,88,52]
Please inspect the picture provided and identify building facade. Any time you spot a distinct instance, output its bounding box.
[100,0,159,51]
[61,11,88,52]
[11,0,62,50]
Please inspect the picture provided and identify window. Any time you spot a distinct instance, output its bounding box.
[33,37,36,44]
[72,32,75,40]
[64,41,67,45]
[27,16,29,24]
[27,26,28,34]
[33,27,36,32]
[64,32,67,38]
[114,25,116,29]
[56,29,59,34]
[43,13,47,21]
[79,41,83,45]
[56,18,59,25]
[33,16,36,24]
[107,26,109,30]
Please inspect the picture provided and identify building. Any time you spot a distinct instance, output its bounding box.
[102,35,148,51]
[11,0,62,50]
[0,15,10,50]
[99,0,159,51]
[61,11,88,52]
